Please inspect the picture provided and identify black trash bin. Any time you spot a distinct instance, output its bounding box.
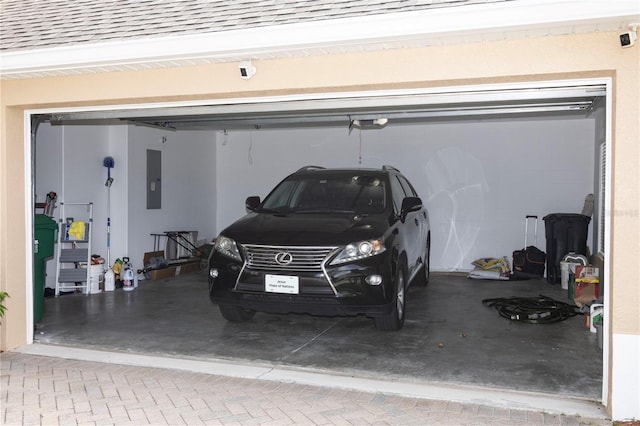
[543,213,591,284]
[34,214,57,323]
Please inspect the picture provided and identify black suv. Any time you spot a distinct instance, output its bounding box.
[208,166,430,330]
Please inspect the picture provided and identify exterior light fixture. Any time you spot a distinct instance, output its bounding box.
[239,61,256,79]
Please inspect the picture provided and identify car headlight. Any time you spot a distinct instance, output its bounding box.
[214,235,242,261]
[330,238,385,265]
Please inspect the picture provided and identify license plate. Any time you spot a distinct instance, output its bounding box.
[265,274,299,294]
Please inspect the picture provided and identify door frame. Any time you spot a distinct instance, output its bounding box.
[23,76,613,402]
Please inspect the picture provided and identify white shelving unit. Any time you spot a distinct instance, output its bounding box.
[55,202,93,296]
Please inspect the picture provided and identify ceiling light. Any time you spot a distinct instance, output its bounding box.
[349,117,389,131]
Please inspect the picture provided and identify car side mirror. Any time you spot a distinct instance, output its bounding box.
[400,197,423,222]
[245,196,261,212]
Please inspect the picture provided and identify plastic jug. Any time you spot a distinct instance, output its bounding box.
[104,268,115,292]
[122,266,134,292]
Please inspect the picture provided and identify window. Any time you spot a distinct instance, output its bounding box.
[390,176,407,214]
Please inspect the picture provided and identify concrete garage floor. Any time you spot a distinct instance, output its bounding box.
[35,271,602,402]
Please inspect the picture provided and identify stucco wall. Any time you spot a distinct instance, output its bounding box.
[1,30,639,417]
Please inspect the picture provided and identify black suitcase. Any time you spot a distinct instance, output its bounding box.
[512,215,546,278]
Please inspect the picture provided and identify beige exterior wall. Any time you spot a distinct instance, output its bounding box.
[1,30,639,411]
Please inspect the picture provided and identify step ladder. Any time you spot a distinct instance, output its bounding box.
[55,202,93,296]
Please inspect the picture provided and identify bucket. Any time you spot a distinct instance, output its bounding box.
[590,304,604,333]
[89,264,104,294]
[560,261,570,290]
[562,252,588,268]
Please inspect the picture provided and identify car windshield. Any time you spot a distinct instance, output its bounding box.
[261,173,387,214]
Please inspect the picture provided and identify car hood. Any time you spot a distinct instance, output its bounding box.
[221,212,390,246]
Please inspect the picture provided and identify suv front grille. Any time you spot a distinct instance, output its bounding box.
[243,245,337,272]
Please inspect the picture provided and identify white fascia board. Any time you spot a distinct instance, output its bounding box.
[1,0,638,77]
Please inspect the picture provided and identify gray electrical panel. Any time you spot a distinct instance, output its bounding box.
[147,149,161,209]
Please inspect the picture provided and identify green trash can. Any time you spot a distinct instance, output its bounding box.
[34,214,57,323]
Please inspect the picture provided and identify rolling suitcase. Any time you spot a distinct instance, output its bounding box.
[512,215,546,279]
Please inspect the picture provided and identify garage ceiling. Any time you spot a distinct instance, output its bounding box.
[45,84,606,131]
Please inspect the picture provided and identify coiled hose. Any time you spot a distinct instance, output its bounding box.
[482,295,580,324]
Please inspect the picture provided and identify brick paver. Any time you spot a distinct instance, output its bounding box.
[1,352,611,425]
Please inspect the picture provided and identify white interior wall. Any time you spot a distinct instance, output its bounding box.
[215,118,596,272]
[37,116,596,278]
[126,125,217,271]
[35,123,217,287]
[34,123,63,289]
[34,124,129,289]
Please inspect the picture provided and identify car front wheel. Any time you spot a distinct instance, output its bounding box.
[219,304,256,322]
[374,265,406,331]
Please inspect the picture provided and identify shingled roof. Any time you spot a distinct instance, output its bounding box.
[1,0,638,79]
[0,0,507,52]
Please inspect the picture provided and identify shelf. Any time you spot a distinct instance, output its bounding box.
[55,203,93,296]
[59,248,89,263]
[58,268,89,283]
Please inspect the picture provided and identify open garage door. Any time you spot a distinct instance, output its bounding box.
[46,82,606,130]
[30,78,611,410]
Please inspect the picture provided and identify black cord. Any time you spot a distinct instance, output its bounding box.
[482,295,580,324]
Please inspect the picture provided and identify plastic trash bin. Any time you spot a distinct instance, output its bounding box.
[33,214,57,323]
[543,213,590,284]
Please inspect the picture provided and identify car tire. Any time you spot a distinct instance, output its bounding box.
[219,304,256,322]
[374,264,406,331]
[414,236,430,287]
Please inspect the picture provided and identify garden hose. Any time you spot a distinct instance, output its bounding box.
[482,295,580,324]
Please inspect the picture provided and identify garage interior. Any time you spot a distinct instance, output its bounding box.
[31,81,607,407]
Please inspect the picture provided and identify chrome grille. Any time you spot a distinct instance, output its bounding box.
[243,245,336,271]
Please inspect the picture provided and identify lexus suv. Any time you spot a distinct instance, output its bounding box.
[208,165,430,330]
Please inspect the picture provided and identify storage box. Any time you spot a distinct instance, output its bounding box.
[575,265,600,283]
[574,265,600,307]
[143,251,165,266]
[143,251,201,281]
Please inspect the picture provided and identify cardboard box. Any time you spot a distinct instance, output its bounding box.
[143,251,165,266]
[149,267,177,281]
[143,251,201,281]
[574,265,600,307]
[575,265,600,283]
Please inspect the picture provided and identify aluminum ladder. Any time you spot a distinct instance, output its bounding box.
[55,202,93,296]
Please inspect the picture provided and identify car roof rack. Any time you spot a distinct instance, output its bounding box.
[296,165,326,172]
[382,165,400,173]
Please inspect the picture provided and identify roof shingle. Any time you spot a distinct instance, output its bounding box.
[0,0,509,51]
